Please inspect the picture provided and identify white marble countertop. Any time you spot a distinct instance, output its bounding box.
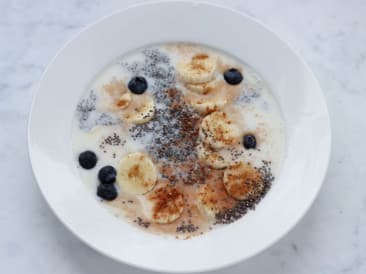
[1,0,365,273]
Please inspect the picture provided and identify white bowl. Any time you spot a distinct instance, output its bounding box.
[28,1,331,273]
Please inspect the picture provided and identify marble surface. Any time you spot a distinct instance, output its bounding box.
[0,0,365,273]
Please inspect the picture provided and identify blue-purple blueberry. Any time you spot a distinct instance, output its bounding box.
[223,68,243,85]
[78,151,97,169]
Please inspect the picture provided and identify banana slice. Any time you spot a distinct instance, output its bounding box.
[117,152,157,195]
[177,54,217,84]
[103,79,127,98]
[223,163,264,200]
[143,185,184,224]
[185,78,219,95]
[122,94,155,124]
[199,111,241,149]
[185,80,228,114]
[190,95,227,114]
[197,181,235,219]
[196,142,229,169]
[99,79,130,112]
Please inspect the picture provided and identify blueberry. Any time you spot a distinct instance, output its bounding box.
[97,184,118,201]
[78,151,97,169]
[243,134,257,149]
[223,68,243,85]
[128,76,148,94]
[98,165,117,184]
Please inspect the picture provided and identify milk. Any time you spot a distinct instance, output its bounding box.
[71,43,285,237]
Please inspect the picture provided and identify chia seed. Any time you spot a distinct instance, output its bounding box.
[176,221,199,233]
[134,217,150,228]
[99,132,126,149]
[235,87,260,104]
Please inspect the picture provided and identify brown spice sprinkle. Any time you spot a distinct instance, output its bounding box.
[198,111,239,150]
[199,179,236,213]
[193,53,209,60]
[190,54,210,71]
[128,161,152,188]
[208,112,236,145]
[148,186,184,223]
[116,95,130,108]
[128,164,142,180]
[224,163,264,200]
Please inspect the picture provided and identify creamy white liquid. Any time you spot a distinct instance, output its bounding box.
[72,43,285,237]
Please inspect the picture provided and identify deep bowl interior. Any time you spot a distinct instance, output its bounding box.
[28,2,331,272]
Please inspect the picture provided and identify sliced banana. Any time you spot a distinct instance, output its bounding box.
[99,79,129,112]
[223,163,264,200]
[177,54,217,84]
[185,80,228,114]
[143,185,184,224]
[185,78,219,95]
[103,79,127,97]
[122,94,155,124]
[190,95,227,114]
[197,181,235,219]
[196,142,229,169]
[199,111,241,149]
[117,152,157,195]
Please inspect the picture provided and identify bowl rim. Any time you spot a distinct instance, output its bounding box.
[27,1,331,273]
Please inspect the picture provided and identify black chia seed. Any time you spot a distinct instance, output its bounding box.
[76,89,96,120]
[228,147,245,163]
[235,88,260,104]
[134,217,150,228]
[99,132,126,149]
[215,161,275,224]
[176,221,199,233]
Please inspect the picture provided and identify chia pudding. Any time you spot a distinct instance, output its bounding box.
[72,43,285,238]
